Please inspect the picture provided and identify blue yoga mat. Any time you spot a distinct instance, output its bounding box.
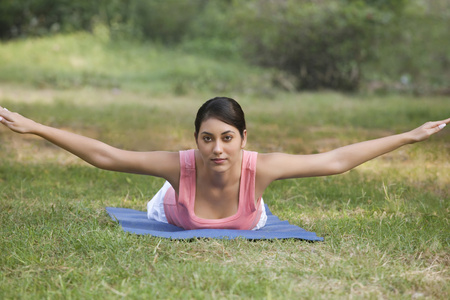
[106,204,323,241]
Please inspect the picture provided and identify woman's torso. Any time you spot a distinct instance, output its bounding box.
[163,149,263,229]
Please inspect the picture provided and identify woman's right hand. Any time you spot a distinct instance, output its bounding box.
[0,106,40,134]
[0,105,181,185]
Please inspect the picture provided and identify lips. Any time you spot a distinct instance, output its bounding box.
[212,158,227,164]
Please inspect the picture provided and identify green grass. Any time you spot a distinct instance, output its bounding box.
[0,32,275,96]
[0,34,449,299]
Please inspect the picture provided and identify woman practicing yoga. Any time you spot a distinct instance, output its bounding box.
[0,97,448,230]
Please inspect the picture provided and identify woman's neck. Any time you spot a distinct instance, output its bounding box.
[196,151,242,189]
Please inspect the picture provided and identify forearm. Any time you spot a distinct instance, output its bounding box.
[1,107,181,180]
[330,132,413,173]
[32,123,116,169]
[327,117,449,174]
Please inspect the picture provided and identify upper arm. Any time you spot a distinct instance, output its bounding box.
[257,152,342,183]
[94,148,180,185]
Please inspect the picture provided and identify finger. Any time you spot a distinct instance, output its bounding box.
[428,118,448,127]
[0,107,14,121]
[435,118,450,129]
[0,107,6,122]
[0,116,11,126]
[0,107,9,116]
[0,107,14,127]
[432,120,448,133]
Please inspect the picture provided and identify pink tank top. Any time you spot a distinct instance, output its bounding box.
[163,149,263,230]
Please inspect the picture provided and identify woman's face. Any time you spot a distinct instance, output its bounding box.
[195,117,247,172]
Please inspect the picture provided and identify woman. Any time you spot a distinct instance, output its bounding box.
[0,97,448,230]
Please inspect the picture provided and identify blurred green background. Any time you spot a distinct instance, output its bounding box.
[1,0,449,94]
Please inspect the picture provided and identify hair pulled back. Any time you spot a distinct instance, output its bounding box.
[195,97,246,138]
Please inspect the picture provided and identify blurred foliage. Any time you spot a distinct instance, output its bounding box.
[0,0,449,93]
[132,0,205,44]
[363,0,450,95]
[232,1,378,91]
[0,0,98,37]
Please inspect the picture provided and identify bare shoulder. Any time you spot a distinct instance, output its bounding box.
[256,153,284,186]
[256,153,296,181]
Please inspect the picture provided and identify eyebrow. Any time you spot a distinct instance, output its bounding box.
[201,130,235,135]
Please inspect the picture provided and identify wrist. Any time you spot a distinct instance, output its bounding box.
[401,131,417,144]
[30,121,45,135]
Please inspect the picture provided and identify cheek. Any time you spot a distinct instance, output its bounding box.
[198,142,213,155]
[228,142,243,153]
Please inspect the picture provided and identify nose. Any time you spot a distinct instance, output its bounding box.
[213,141,223,155]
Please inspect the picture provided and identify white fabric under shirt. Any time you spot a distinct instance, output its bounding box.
[147,181,268,230]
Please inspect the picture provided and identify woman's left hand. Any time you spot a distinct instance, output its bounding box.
[406,118,450,143]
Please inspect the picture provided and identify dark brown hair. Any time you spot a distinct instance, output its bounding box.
[195,97,246,138]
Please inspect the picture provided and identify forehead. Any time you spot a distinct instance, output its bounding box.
[199,117,238,133]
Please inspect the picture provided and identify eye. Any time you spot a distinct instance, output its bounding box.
[223,135,233,142]
[203,136,212,142]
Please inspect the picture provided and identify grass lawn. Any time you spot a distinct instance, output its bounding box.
[0,33,449,299]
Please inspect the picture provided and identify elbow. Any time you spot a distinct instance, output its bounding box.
[84,149,118,171]
[85,155,112,170]
[94,154,123,171]
[326,160,349,176]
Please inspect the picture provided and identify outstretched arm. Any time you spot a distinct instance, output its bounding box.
[0,106,180,184]
[257,118,449,183]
